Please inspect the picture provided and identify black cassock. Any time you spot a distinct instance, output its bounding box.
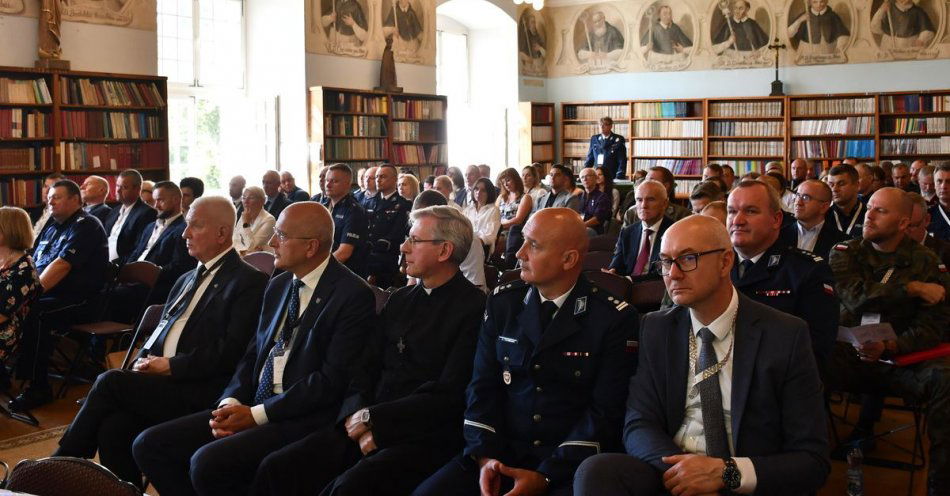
[324,0,368,37]
[713,16,769,51]
[384,3,423,41]
[789,8,850,44]
[519,21,546,58]
[640,21,693,55]
[879,3,935,38]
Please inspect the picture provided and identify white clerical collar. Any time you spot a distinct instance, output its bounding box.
[810,7,828,15]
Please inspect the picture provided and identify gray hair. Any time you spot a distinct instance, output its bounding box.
[191,196,237,233]
[243,186,266,202]
[409,206,473,266]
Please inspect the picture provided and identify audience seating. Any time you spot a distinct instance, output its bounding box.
[581,251,613,272]
[484,264,499,292]
[629,278,666,314]
[116,304,167,371]
[583,270,632,302]
[243,251,276,277]
[587,234,618,253]
[5,456,141,496]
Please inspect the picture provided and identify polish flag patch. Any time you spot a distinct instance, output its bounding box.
[823,283,836,296]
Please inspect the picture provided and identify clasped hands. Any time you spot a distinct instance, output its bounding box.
[132,355,171,376]
[345,410,378,455]
[477,458,548,496]
[661,454,726,496]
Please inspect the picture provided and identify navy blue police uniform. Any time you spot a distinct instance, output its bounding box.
[320,193,370,278]
[365,191,411,288]
[585,132,628,180]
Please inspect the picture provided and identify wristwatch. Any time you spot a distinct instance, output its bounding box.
[722,457,741,492]
[360,408,373,429]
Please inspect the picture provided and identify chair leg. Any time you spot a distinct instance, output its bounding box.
[56,335,91,399]
[0,390,39,427]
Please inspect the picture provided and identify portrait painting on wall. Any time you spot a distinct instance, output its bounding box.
[316,0,372,58]
[869,0,945,60]
[637,1,696,71]
[519,7,549,77]
[786,0,853,65]
[572,4,627,74]
[709,0,772,68]
[381,0,427,63]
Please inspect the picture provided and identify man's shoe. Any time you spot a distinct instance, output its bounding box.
[9,384,53,412]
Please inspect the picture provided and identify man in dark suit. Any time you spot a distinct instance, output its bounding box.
[534,165,581,214]
[54,196,268,488]
[584,116,627,180]
[415,208,639,496]
[607,180,673,278]
[574,215,829,496]
[103,170,157,262]
[280,171,311,202]
[133,202,376,495]
[262,170,292,219]
[80,175,112,226]
[251,205,486,495]
[781,179,848,259]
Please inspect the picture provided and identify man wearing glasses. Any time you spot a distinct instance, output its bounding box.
[780,179,848,258]
[728,180,839,369]
[574,214,829,496]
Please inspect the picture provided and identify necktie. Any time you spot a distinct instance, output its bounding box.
[697,327,730,458]
[545,192,556,208]
[255,279,304,405]
[633,229,654,276]
[738,259,754,279]
[150,265,207,355]
[539,300,558,331]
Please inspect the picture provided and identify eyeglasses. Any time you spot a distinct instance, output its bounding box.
[404,236,445,246]
[794,192,830,204]
[271,228,317,243]
[653,249,726,276]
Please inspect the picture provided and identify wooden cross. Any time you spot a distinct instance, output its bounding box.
[768,38,786,96]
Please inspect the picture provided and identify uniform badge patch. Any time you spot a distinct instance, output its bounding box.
[574,296,587,315]
[768,255,781,267]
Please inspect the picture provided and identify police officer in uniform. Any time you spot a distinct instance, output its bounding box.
[366,164,412,288]
[585,117,628,181]
[728,180,839,369]
[828,188,950,496]
[826,164,867,239]
[320,163,370,278]
[414,208,639,496]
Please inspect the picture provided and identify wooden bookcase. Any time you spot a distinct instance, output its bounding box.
[560,101,630,173]
[788,93,876,166]
[518,102,555,173]
[706,96,785,176]
[629,98,704,197]
[878,90,950,161]
[308,86,448,188]
[0,65,168,208]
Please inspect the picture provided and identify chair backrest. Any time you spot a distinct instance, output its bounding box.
[116,261,161,289]
[588,234,618,253]
[581,251,614,272]
[119,304,165,370]
[484,264,499,291]
[630,278,667,314]
[243,251,276,277]
[583,271,633,302]
[6,456,141,496]
[371,286,391,315]
[499,269,521,285]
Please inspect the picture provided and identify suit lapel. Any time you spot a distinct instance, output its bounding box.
[629,225,643,272]
[730,295,762,449]
[188,250,238,324]
[517,287,543,349]
[667,308,690,432]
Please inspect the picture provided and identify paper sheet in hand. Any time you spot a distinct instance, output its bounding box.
[837,323,898,345]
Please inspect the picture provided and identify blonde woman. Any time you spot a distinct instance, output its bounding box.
[234,186,275,254]
[0,207,42,388]
[398,173,420,203]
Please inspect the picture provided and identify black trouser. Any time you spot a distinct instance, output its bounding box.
[368,252,403,289]
[413,453,573,496]
[15,296,93,387]
[572,453,663,496]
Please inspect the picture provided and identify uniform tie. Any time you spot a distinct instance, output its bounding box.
[539,300,558,331]
[738,259,754,279]
[697,327,730,459]
[254,279,304,405]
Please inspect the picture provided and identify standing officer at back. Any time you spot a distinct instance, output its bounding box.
[319,163,370,278]
[585,117,628,180]
[414,208,639,496]
[366,164,412,288]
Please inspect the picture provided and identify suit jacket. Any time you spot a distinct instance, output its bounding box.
[925,234,950,268]
[85,203,113,226]
[265,192,292,219]
[141,249,268,404]
[126,215,195,302]
[219,257,376,423]
[533,190,582,214]
[779,221,849,259]
[103,198,158,260]
[609,217,673,277]
[624,295,830,496]
[286,186,310,202]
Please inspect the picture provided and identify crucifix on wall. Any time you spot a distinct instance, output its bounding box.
[768,38,786,96]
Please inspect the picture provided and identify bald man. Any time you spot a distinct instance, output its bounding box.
[280,171,311,202]
[829,188,950,494]
[261,170,292,218]
[416,208,639,496]
[575,215,829,496]
[135,202,377,495]
[80,175,113,225]
[55,196,268,488]
[608,180,673,277]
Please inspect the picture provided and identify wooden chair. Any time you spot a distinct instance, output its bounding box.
[498,269,521,285]
[5,456,141,496]
[588,234,618,253]
[115,304,167,371]
[483,264,499,292]
[583,271,632,302]
[581,251,613,272]
[243,251,276,277]
[629,278,666,314]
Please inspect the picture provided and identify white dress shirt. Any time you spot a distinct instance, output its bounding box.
[233,209,276,253]
[674,288,757,493]
[464,203,502,250]
[138,212,183,261]
[161,248,232,357]
[108,203,133,260]
[32,205,51,237]
[459,236,487,291]
[796,221,824,253]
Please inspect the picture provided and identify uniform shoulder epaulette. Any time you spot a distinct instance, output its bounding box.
[589,284,630,312]
[788,246,825,264]
[492,279,528,296]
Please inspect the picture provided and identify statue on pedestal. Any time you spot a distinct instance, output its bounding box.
[375,36,403,93]
[37,0,71,69]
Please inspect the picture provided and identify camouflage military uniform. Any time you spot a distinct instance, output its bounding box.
[828,236,950,485]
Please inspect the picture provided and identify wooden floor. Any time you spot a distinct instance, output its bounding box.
[0,382,932,495]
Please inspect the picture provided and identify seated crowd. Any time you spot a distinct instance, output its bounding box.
[0,156,946,496]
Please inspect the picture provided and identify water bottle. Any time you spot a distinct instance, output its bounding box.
[846,446,864,496]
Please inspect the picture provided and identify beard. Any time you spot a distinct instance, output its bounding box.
[594,24,607,38]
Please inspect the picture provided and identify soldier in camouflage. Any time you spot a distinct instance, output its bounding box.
[828,187,950,496]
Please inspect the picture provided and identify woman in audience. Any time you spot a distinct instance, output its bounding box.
[464,177,501,255]
[496,168,534,268]
[0,207,42,391]
[422,175,436,191]
[596,167,619,217]
[446,166,466,204]
[522,164,547,204]
[398,173,420,202]
[233,186,275,255]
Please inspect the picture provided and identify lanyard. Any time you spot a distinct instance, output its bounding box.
[164,254,228,318]
[939,204,950,229]
[687,311,737,399]
[834,203,862,234]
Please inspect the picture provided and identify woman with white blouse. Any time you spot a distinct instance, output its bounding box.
[233,186,275,255]
[463,177,501,255]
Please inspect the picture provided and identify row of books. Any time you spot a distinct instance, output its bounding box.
[391,144,446,164]
[709,141,784,156]
[632,159,703,175]
[0,177,45,207]
[60,111,163,140]
[531,126,553,141]
[392,121,428,141]
[792,97,874,116]
[325,93,388,114]
[325,138,387,161]
[882,117,950,134]
[715,160,774,175]
[0,145,54,170]
[532,145,553,161]
[564,105,629,120]
[632,139,702,157]
[564,123,630,139]
[0,109,50,138]
[409,165,448,180]
[791,139,875,159]
[563,141,592,157]
[881,137,950,155]
[633,102,698,118]
[709,121,782,137]
[709,101,782,118]
[60,142,168,171]
[532,105,554,124]
[392,100,444,120]
[791,117,874,136]
[0,78,52,105]
[61,78,165,107]
[634,120,701,138]
[326,115,387,137]
[880,95,950,113]
[673,179,702,196]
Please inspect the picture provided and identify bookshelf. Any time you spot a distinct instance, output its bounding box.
[308,86,448,186]
[789,94,876,165]
[706,96,785,176]
[878,90,950,160]
[630,99,704,181]
[518,102,555,172]
[0,65,167,208]
[560,101,631,173]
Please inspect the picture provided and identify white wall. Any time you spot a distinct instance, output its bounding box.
[305,53,436,94]
[0,14,157,75]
